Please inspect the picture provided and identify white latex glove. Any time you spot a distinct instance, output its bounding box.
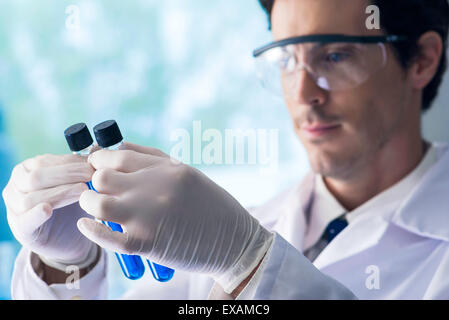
[77,142,274,293]
[2,154,97,267]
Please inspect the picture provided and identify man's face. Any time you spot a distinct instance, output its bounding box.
[271,0,414,180]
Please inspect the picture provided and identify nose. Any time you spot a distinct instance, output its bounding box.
[289,68,328,106]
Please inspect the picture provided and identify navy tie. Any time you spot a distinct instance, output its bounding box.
[303,213,349,262]
[324,215,348,243]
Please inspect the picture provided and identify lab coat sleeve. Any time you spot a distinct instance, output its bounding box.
[11,246,108,300]
[237,232,357,300]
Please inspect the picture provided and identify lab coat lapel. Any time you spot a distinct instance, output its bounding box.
[390,143,449,242]
[272,172,315,252]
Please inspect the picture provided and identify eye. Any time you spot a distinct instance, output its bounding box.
[326,52,350,63]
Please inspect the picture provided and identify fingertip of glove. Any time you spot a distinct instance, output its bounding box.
[87,153,94,165]
[87,152,99,168]
[77,217,91,234]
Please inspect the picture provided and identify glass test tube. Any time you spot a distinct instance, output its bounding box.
[64,122,145,280]
[93,120,175,282]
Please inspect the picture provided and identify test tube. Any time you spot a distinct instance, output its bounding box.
[93,120,175,282]
[64,123,145,280]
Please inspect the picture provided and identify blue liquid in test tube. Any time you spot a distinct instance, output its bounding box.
[93,120,175,282]
[64,123,145,280]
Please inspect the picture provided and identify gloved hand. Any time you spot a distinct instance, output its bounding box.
[2,154,97,268]
[77,142,274,293]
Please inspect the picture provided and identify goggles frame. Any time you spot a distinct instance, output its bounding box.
[253,34,409,58]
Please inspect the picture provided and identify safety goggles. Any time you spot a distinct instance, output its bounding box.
[253,34,409,97]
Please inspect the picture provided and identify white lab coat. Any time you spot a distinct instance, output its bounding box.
[11,142,449,299]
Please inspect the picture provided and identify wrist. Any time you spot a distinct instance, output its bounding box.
[38,242,99,272]
[32,244,101,285]
[214,227,274,294]
[230,250,267,298]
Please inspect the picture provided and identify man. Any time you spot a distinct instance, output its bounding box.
[4,0,449,299]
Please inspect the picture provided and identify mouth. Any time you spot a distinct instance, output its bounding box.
[301,123,342,139]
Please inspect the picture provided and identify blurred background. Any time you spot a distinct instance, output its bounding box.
[0,0,448,299]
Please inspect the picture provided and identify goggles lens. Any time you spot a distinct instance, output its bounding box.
[255,41,387,97]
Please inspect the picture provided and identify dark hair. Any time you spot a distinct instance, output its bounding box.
[258,0,449,112]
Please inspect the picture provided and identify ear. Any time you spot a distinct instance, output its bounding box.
[409,31,444,90]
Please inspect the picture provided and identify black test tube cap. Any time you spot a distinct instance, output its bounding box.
[93,120,123,148]
[64,123,94,152]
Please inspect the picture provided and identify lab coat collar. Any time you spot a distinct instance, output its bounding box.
[311,142,449,270]
[390,142,449,242]
[271,142,449,257]
[272,143,449,260]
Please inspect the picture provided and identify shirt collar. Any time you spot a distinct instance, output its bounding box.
[303,175,346,250]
